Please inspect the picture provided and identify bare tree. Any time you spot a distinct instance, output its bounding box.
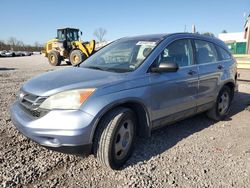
[34,41,42,48]
[0,40,6,50]
[0,37,43,51]
[202,32,215,37]
[93,27,107,42]
[18,41,25,50]
[7,37,18,50]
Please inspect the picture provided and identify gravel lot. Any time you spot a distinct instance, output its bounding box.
[0,55,250,187]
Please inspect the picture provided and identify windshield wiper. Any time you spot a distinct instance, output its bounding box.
[83,66,105,71]
[105,67,132,73]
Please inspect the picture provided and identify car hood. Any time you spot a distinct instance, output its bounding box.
[22,67,127,96]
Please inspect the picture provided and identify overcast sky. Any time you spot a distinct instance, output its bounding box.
[0,0,249,44]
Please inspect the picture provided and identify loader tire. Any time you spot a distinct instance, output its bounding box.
[70,50,88,66]
[48,51,61,66]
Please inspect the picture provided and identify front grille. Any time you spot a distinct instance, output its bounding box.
[20,105,46,118]
[18,90,48,118]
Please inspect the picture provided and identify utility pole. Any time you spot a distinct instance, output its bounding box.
[184,25,187,32]
[192,24,196,33]
[245,14,250,54]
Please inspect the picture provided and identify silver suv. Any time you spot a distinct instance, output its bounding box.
[11,33,237,169]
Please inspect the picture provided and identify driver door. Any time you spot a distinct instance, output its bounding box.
[149,39,198,128]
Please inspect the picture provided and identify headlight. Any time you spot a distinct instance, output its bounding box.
[40,88,95,110]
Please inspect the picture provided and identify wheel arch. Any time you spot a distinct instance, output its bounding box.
[223,81,235,100]
[90,99,151,145]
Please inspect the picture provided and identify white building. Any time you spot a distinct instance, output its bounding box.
[218,32,246,43]
[244,15,250,54]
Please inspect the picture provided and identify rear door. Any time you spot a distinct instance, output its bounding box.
[150,39,198,127]
[194,40,222,109]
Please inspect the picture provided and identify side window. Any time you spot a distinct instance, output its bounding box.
[156,39,194,67]
[194,40,218,64]
[217,46,232,60]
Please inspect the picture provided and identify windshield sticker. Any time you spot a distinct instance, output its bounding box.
[129,65,136,69]
[136,41,157,46]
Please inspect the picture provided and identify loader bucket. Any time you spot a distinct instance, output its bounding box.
[83,40,96,56]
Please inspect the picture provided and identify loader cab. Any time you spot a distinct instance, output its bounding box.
[57,28,80,42]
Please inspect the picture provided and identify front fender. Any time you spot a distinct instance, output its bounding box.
[88,97,151,143]
[81,87,152,143]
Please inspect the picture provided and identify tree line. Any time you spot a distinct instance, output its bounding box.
[0,37,43,52]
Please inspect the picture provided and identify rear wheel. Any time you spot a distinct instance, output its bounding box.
[93,108,136,169]
[48,51,61,66]
[207,86,232,121]
[69,50,88,66]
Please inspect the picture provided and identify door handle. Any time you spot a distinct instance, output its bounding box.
[188,70,196,75]
[218,65,224,70]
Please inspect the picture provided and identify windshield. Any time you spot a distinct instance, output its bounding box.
[67,30,79,41]
[57,29,79,41]
[80,39,159,72]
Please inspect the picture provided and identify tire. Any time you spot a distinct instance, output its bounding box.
[93,108,137,169]
[206,86,232,121]
[48,51,61,66]
[69,50,87,66]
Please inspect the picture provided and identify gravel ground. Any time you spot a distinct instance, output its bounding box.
[0,55,250,187]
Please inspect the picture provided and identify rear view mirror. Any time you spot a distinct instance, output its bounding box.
[151,62,179,73]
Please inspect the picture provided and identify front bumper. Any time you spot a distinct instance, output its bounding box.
[10,101,95,154]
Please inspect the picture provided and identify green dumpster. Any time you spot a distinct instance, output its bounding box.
[227,43,236,54]
[226,42,246,54]
[235,42,246,54]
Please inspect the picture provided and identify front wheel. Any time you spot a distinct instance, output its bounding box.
[207,86,232,121]
[69,50,87,66]
[93,108,136,169]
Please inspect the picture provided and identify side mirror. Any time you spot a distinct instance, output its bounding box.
[80,31,83,35]
[151,62,179,73]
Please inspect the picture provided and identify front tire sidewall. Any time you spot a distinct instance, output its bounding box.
[110,112,136,168]
[94,108,136,169]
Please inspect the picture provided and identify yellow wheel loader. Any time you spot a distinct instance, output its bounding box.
[44,28,95,66]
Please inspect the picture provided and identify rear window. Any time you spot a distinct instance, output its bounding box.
[194,40,218,64]
[217,46,232,61]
